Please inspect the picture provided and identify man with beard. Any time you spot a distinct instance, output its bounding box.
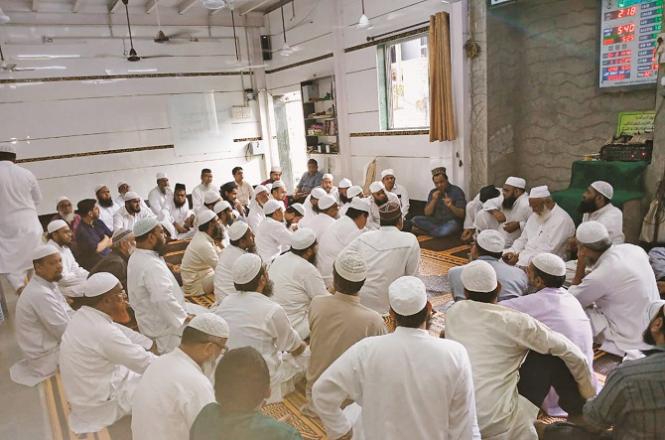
[52,196,81,247]
[269,228,330,339]
[313,276,480,440]
[214,222,256,303]
[503,186,575,268]
[270,180,289,208]
[216,253,308,403]
[337,178,352,204]
[285,203,305,230]
[90,229,135,292]
[181,210,224,297]
[301,187,326,226]
[381,169,410,218]
[307,194,339,240]
[569,221,659,357]
[192,168,214,210]
[11,245,70,386]
[212,200,233,247]
[411,167,466,238]
[221,181,247,218]
[366,181,401,231]
[255,200,293,264]
[164,183,195,240]
[95,184,120,232]
[128,217,193,354]
[320,173,339,202]
[338,185,363,217]
[148,172,173,218]
[577,181,624,244]
[261,165,283,186]
[461,185,501,242]
[46,220,89,298]
[247,185,269,231]
[116,181,150,212]
[59,273,156,434]
[75,199,113,271]
[113,191,155,232]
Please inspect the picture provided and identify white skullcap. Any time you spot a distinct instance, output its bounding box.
[204,191,221,205]
[187,313,230,339]
[272,180,286,190]
[334,251,367,282]
[196,209,217,227]
[56,196,70,205]
[347,186,363,198]
[349,197,370,213]
[576,221,610,244]
[95,184,108,194]
[47,219,69,234]
[156,172,168,180]
[264,199,284,215]
[322,173,334,181]
[290,203,305,216]
[381,169,395,179]
[132,217,159,237]
[265,183,273,192]
[532,253,566,277]
[529,185,550,199]
[228,221,250,241]
[338,178,352,189]
[476,230,505,253]
[117,181,128,189]
[590,181,613,200]
[124,191,140,201]
[319,194,337,210]
[254,185,268,195]
[311,187,326,199]
[271,166,282,173]
[33,244,60,261]
[111,228,132,243]
[647,300,665,321]
[232,253,263,284]
[505,176,526,189]
[461,260,498,293]
[83,273,120,298]
[0,145,17,154]
[389,276,427,316]
[291,227,316,250]
[213,200,231,214]
[369,181,385,194]
[482,197,502,212]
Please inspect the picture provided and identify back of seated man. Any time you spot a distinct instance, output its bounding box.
[89,228,135,292]
[461,185,501,242]
[294,159,323,203]
[411,166,466,238]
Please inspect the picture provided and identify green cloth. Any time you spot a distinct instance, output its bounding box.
[190,402,303,440]
[551,160,648,224]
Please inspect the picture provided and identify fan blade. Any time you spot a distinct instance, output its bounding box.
[12,66,37,71]
[168,30,194,39]
[140,54,177,59]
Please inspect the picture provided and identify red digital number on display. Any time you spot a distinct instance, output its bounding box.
[617,23,635,34]
[617,6,637,18]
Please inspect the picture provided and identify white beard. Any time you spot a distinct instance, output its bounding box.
[61,212,75,223]
[536,206,553,224]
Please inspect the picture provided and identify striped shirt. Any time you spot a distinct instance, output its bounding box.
[584,346,665,439]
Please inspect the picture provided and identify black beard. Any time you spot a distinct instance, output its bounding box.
[502,196,516,210]
[98,198,114,208]
[155,240,167,256]
[246,244,257,254]
[578,199,597,214]
[174,198,186,208]
[340,194,351,204]
[374,196,388,207]
[262,280,274,297]
[643,326,656,346]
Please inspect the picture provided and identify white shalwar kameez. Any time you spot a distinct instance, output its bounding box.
[582,203,624,244]
[163,200,195,240]
[366,192,400,231]
[387,183,410,217]
[306,212,337,240]
[255,217,293,265]
[148,186,173,218]
[48,239,89,297]
[213,245,247,303]
[113,206,155,232]
[316,216,365,288]
[98,202,121,232]
[246,199,266,232]
[191,183,214,210]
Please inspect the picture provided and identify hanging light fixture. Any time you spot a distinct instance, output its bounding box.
[279,4,292,57]
[0,7,10,24]
[357,0,369,29]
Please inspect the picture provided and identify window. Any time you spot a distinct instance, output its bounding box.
[379,34,430,130]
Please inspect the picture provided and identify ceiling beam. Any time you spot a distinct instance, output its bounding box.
[31,0,39,12]
[109,0,123,13]
[145,0,158,14]
[177,0,198,14]
[239,0,272,16]
[72,0,82,12]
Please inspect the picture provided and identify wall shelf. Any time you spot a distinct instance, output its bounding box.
[301,76,339,155]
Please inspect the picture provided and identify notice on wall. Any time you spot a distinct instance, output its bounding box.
[599,0,662,88]
[616,110,656,135]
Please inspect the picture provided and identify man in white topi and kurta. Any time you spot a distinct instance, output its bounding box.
[213,221,256,303]
[46,219,89,298]
[255,199,293,264]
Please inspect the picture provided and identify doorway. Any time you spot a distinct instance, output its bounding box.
[271,91,308,193]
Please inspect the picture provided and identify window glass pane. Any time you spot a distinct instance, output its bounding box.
[387,35,429,129]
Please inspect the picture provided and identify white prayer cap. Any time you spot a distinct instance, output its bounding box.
[311,187,326,199]
[532,253,566,277]
[132,217,159,237]
[482,197,502,212]
[347,186,363,198]
[56,196,70,205]
[187,313,230,339]
[338,178,352,189]
[232,253,263,284]
[111,228,132,243]
[265,183,273,192]
[334,251,367,282]
[291,227,316,250]
[117,181,128,189]
[83,273,120,298]
[322,173,334,181]
[389,276,427,316]
[156,172,168,180]
[228,221,250,241]
[124,191,140,201]
[213,200,231,214]
[263,199,284,215]
[461,260,498,293]
[381,169,395,179]
[319,194,337,210]
[47,219,69,234]
[505,176,526,189]
[0,144,16,154]
[204,191,221,205]
[290,203,305,216]
[476,230,505,253]
[647,300,665,321]
[349,197,370,213]
[95,184,108,194]
[33,244,60,261]
[271,180,286,190]
[590,181,613,200]
[369,181,385,194]
[529,185,550,199]
[576,221,609,244]
[254,185,268,195]
[270,166,282,173]
[196,209,217,227]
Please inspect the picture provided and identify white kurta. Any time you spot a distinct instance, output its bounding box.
[59,306,155,434]
[98,202,121,232]
[163,200,195,240]
[255,217,293,264]
[127,248,189,353]
[269,252,330,339]
[312,327,481,440]
[387,183,410,217]
[505,204,575,267]
[500,193,532,247]
[306,212,337,240]
[582,203,624,244]
[148,186,173,218]
[568,244,659,356]
[0,161,43,280]
[344,226,420,313]
[49,239,89,297]
[191,183,214,210]
[131,348,215,440]
[213,245,247,303]
[366,192,400,231]
[113,206,155,232]
[317,216,365,288]
[246,199,266,232]
[180,231,219,297]
[11,275,71,386]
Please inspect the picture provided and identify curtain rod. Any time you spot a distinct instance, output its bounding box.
[366,21,430,42]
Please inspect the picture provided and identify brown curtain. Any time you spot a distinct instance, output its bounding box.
[428,12,456,142]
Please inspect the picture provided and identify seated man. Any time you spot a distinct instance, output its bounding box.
[648,247,665,295]
[213,222,255,303]
[180,210,223,297]
[503,185,575,268]
[232,166,254,209]
[221,181,246,218]
[147,172,173,218]
[192,168,215,210]
[113,192,155,232]
[75,199,113,271]
[449,230,527,302]
[52,196,81,251]
[59,273,156,434]
[337,178,352,205]
[366,181,400,231]
[203,189,222,211]
[461,185,501,242]
[11,245,71,386]
[269,228,329,339]
[302,187,326,224]
[446,260,596,440]
[381,169,410,218]
[306,194,338,239]
[294,158,323,202]
[164,183,195,240]
[338,185,363,217]
[247,185,269,231]
[90,229,135,292]
[216,254,307,403]
[261,165,282,186]
[569,221,659,356]
[96,184,120,233]
[190,347,303,440]
[255,200,293,264]
[284,203,305,230]
[313,276,480,440]
[132,314,229,440]
[412,167,466,238]
[320,173,339,201]
[270,180,289,208]
[47,219,89,298]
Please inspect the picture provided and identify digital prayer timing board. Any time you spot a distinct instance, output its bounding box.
[599,0,662,88]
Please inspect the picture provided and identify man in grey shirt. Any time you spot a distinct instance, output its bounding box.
[294,159,323,202]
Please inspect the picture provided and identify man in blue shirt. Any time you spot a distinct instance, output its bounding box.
[294,159,323,202]
[75,199,112,270]
[412,167,466,238]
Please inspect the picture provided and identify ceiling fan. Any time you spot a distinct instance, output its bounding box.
[0,42,64,72]
[200,0,235,11]
[278,3,302,57]
[151,1,195,44]
[121,0,174,61]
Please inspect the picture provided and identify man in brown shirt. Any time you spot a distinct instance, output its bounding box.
[305,250,386,412]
